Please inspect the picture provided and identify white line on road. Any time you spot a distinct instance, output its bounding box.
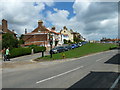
[109,75,120,90]
[36,66,84,84]
[96,56,109,62]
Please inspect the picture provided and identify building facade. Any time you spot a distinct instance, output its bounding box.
[23,20,61,47]
[60,26,85,42]
[60,26,74,42]
[0,19,17,40]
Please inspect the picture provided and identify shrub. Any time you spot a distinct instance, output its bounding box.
[28,44,37,49]
[10,47,31,58]
[34,46,46,53]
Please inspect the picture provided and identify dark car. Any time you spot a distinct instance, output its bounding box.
[75,44,79,48]
[50,46,65,54]
[71,44,77,49]
[64,45,72,50]
[81,41,87,45]
[77,43,82,47]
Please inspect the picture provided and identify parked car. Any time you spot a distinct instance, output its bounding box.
[75,44,79,48]
[81,41,87,45]
[63,46,69,51]
[50,46,65,54]
[64,45,72,50]
[71,44,77,49]
[77,43,82,47]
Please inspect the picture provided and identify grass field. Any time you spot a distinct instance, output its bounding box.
[36,43,117,61]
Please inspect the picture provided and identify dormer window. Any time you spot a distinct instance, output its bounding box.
[38,30,41,32]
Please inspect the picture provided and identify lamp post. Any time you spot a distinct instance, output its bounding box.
[49,33,53,58]
[44,29,45,47]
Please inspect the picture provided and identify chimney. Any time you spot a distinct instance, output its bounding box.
[2,19,8,32]
[12,29,14,32]
[38,20,43,27]
[25,28,27,34]
[63,26,67,30]
[51,26,55,30]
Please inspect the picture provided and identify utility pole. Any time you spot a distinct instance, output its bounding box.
[49,33,53,58]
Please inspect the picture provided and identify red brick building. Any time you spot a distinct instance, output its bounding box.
[23,20,60,47]
[0,19,17,40]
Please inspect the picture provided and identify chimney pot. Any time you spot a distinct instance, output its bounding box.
[51,26,55,30]
[25,28,27,34]
[38,20,43,27]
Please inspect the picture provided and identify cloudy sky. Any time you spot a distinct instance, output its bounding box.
[0,0,118,40]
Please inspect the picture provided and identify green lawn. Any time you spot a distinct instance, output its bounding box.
[36,43,117,61]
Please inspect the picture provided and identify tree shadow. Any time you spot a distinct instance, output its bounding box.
[105,54,120,65]
[67,72,119,89]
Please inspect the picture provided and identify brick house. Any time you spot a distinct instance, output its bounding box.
[22,20,61,47]
[0,19,17,37]
[0,19,17,40]
[0,25,2,40]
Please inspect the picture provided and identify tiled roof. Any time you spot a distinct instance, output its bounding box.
[25,32,48,35]
[24,42,44,46]
[0,24,17,35]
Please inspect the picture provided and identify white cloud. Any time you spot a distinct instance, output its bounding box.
[46,1,118,40]
[0,1,54,35]
[0,1,118,40]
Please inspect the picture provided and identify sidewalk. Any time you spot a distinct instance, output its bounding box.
[1,51,49,63]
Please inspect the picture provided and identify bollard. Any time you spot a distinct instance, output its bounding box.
[31,49,34,54]
[62,53,65,59]
[42,51,44,57]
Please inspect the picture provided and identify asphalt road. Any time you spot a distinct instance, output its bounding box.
[2,49,120,89]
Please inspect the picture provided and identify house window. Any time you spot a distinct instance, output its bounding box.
[38,30,41,32]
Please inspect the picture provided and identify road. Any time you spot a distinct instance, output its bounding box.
[2,49,120,89]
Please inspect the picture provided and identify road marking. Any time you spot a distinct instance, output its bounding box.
[96,56,109,62]
[36,66,84,84]
[109,75,120,90]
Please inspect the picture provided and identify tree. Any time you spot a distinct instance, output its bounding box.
[18,34,25,45]
[55,40,59,46]
[2,33,18,49]
[74,37,80,43]
[63,39,68,44]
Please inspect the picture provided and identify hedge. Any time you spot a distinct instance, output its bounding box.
[9,46,46,58]
[10,47,31,58]
[34,46,46,53]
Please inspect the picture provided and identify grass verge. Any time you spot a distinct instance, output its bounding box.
[35,43,117,61]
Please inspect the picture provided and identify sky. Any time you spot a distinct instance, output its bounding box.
[0,0,118,41]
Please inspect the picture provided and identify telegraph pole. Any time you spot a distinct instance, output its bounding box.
[49,33,53,58]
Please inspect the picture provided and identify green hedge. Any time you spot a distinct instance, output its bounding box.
[34,46,46,53]
[9,46,46,58]
[10,47,31,58]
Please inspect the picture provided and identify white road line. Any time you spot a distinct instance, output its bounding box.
[36,66,84,84]
[109,75,120,90]
[96,56,109,62]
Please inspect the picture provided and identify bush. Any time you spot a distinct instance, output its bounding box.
[28,44,37,49]
[10,47,31,58]
[34,46,46,53]
[9,46,46,58]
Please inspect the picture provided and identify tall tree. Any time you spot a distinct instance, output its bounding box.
[2,33,18,49]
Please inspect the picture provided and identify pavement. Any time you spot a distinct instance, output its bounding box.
[0,51,49,68]
[2,49,120,89]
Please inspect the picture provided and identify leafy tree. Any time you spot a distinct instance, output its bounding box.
[18,34,25,46]
[18,39,24,45]
[74,37,80,43]
[55,40,59,46]
[2,33,18,49]
[68,40,71,43]
[63,39,68,44]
